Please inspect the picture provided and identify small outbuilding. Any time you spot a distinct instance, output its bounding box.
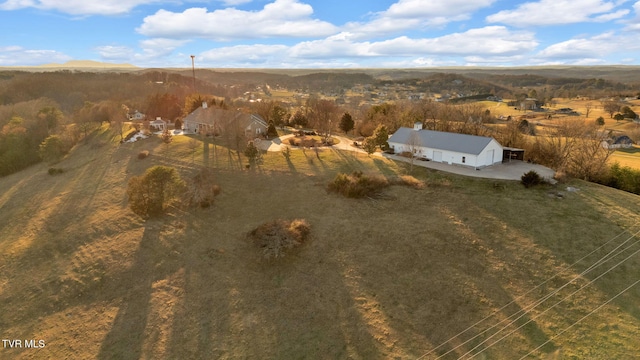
[503,147,525,162]
[387,122,504,169]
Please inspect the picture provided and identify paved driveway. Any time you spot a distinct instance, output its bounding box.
[382,154,556,181]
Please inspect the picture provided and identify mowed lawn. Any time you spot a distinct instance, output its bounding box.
[610,146,640,169]
[1,128,640,359]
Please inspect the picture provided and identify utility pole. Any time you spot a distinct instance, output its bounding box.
[190,55,196,92]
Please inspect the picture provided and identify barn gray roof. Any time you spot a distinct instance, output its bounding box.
[183,107,267,128]
[388,127,500,155]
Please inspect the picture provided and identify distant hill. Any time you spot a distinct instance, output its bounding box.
[40,60,138,69]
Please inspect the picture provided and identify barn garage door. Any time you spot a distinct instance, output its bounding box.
[433,151,442,162]
[487,149,494,164]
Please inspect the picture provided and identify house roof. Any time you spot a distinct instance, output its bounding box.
[612,135,634,145]
[388,127,500,155]
[183,107,267,129]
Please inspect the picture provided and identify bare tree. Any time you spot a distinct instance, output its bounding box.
[309,99,339,143]
[534,119,585,172]
[406,130,422,174]
[567,124,614,181]
[584,102,593,118]
[602,100,622,118]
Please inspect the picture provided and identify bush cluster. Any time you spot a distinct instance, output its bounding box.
[249,219,311,259]
[597,162,640,195]
[187,169,221,208]
[138,150,149,159]
[521,170,543,188]
[127,165,186,217]
[327,171,390,198]
[393,175,425,189]
[48,167,64,175]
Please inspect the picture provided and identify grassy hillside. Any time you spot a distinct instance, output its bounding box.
[1,127,639,359]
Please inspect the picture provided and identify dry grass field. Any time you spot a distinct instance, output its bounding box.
[1,126,640,359]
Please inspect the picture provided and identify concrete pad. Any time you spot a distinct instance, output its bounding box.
[382,154,555,181]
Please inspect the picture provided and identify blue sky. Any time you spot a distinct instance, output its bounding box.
[1,0,640,68]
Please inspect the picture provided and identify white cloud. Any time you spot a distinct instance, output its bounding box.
[487,0,629,26]
[0,46,71,65]
[139,38,190,57]
[384,0,496,19]
[187,26,539,68]
[137,0,338,40]
[199,44,288,65]
[344,0,496,38]
[95,45,135,60]
[0,0,165,15]
[291,26,538,59]
[594,9,630,21]
[535,32,640,61]
[623,0,640,30]
[219,0,252,5]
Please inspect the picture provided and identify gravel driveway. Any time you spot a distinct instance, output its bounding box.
[382,154,556,181]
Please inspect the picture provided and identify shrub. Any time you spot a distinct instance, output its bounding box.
[394,175,425,189]
[138,150,149,159]
[327,171,390,198]
[521,170,543,188]
[249,219,311,259]
[186,169,221,208]
[127,165,186,217]
[39,135,67,163]
[48,167,64,175]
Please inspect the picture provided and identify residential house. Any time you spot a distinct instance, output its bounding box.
[520,98,539,111]
[387,122,504,169]
[149,117,167,132]
[182,103,268,138]
[128,110,146,121]
[602,135,635,149]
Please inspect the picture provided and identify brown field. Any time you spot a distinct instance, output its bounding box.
[1,126,640,359]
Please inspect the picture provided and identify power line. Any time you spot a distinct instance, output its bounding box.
[416,225,639,360]
[460,235,640,359]
[518,278,640,360]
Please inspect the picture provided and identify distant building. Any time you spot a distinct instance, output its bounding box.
[520,98,539,111]
[149,117,166,132]
[602,135,634,149]
[128,110,146,121]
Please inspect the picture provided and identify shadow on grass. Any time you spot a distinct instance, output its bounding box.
[98,222,181,360]
[615,147,640,154]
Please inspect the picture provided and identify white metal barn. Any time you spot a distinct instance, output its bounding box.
[387,123,504,169]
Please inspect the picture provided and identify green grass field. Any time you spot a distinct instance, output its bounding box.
[610,146,640,169]
[1,126,639,359]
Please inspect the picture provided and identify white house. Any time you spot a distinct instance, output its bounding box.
[387,122,504,169]
[149,117,166,132]
[128,110,146,121]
